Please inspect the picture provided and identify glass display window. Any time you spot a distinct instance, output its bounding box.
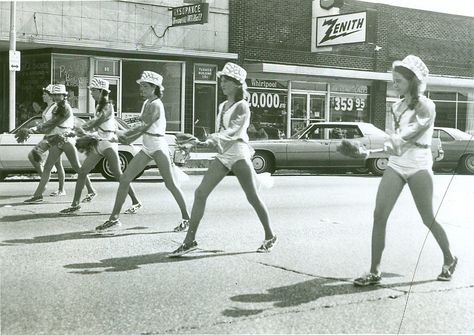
[52,54,90,114]
[246,79,288,140]
[122,60,183,132]
[329,83,370,122]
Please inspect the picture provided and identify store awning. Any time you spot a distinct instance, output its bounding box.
[245,62,474,89]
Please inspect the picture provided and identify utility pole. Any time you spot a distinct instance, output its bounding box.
[9,1,17,131]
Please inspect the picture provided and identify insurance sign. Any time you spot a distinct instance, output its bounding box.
[172,3,209,27]
[316,11,367,47]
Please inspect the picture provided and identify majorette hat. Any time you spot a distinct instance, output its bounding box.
[392,55,429,82]
[50,84,68,95]
[136,71,164,91]
[88,78,111,92]
[217,62,247,85]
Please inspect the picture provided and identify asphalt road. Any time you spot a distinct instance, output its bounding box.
[1,173,473,334]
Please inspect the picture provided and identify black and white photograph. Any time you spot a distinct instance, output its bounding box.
[0,0,473,334]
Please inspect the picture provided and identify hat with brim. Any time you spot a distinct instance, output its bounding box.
[392,55,429,82]
[50,84,68,95]
[88,78,111,93]
[136,71,164,91]
[43,84,54,94]
[217,62,247,85]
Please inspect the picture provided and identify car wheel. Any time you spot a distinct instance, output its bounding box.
[99,152,143,180]
[252,151,275,174]
[460,154,474,174]
[368,158,388,176]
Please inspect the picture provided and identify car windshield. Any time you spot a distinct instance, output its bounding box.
[291,126,311,139]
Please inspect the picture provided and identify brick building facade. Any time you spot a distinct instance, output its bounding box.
[229,0,474,137]
[0,0,233,135]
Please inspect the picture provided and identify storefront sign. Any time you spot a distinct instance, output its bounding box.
[194,64,216,81]
[172,4,209,26]
[316,11,367,47]
[331,83,368,94]
[246,79,288,90]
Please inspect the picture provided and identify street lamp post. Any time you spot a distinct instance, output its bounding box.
[9,1,16,131]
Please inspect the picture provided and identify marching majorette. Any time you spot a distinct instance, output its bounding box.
[168,62,277,257]
[353,55,457,286]
[59,78,141,214]
[24,84,97,203]
[27,84,66,197]
[95,71,190,231]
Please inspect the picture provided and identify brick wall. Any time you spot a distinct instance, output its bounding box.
[229,0,474,76]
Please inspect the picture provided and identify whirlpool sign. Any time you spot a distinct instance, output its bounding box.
[316,11,367,47]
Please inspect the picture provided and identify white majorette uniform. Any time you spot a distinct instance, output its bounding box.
[209,99,255,170]
[42,103,56,123]
[386,95,435,181]
[93,103,118,155]
[34,103,58,154]
[140,98,169,158]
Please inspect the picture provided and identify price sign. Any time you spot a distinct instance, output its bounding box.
[247,92,285,109]
[332,96,366,111]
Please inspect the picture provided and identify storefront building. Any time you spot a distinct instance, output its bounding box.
[229,0,474,138]
[0,0,235,134]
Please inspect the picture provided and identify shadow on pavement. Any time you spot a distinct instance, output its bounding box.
[0,211,103,222]
[0,227,169,246]
[64,250,256,274]
[223,276,436,317]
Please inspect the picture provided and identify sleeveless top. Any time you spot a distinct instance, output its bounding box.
[140,98,166,136]
[216,100,250,142]
[96,103,116,139]
[51,103,75,134]
[42,103,56,122]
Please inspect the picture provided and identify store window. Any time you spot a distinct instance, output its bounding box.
[122,60,183,132]
[52,55,90,114]
[329,83,370,122]
[15,54,51,126]
[246,79,288,139]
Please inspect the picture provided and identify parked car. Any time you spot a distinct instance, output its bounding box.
[0,114,176,181]
[250,122,443,176]
[432,127,474,174]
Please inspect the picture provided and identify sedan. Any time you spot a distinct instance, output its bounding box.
[250,122,443,176]
[432,127,474,174]
[0,114,176,181]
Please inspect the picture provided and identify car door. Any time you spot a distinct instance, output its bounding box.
[285,124,330,167]
[0,117,46,169]
[328,125,369,166]
[433,129,459,163]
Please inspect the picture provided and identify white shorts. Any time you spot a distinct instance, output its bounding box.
[94,140,118,156]
[141,134,169,158]
[216,141,255,170]
[388,148,433,181]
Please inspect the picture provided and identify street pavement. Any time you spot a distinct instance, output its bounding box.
[0,173,473,334]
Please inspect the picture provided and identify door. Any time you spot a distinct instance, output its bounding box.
[95,76,121,117]
[286,124,330,167]
[290,93,327,136]
[290,94,308,135]
[327,125,368,166]
[194,84,216,140]
[309,94,326,123]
